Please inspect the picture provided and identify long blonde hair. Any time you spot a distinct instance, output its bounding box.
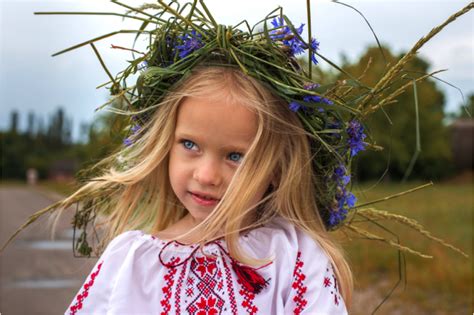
[54,65,353,306]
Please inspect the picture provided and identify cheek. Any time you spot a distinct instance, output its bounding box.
[168,149,187,187]
[223,168,234,181]
[222,168,240,190]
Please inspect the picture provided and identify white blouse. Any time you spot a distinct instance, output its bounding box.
[66,217,348,315]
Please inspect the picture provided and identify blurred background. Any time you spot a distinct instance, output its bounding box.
[0,0,472,314]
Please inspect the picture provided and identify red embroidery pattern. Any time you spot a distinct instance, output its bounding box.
[292,251,308,314]
[323,276,332,288]
[186,255,226,314]
[69,261,103,315]
[324,266,342,306]
[158,239,268,314]
[196,296,219,315]
[238,284,258,315]
[175,260,189,314]
[221,254,239,315]
[160,256,181,315]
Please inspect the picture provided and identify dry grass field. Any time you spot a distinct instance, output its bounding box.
[344,173,472,314]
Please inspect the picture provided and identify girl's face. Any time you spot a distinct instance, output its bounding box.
[168,92,259,224]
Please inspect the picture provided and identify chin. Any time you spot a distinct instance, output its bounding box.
[187,209,213,222]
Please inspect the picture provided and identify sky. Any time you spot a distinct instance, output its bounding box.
[0,0,473,141]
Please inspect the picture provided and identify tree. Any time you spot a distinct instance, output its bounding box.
[27,112,35,137]
[341,46,453,181]
[46,107,73,148]
[9,111,19,134]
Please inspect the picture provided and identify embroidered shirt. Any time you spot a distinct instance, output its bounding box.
[67,217,348,315]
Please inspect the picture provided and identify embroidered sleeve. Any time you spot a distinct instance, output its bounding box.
[283,234,348,315]
[65,231,140,315]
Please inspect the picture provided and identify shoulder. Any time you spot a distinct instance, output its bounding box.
[242,217,348,313]
[100,230,146,256]
[251,217,348,314]
[243,216,329,262]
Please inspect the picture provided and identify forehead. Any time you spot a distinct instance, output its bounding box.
[175,94,258,148]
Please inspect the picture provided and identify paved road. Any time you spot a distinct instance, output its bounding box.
[0,186,97,315]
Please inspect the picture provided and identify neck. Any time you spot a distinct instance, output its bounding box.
[157,211,259,244]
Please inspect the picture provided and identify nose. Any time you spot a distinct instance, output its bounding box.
[193,157,222,187]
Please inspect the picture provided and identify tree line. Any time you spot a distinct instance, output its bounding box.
[0,108,124,179]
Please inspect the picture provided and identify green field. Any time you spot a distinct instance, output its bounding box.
[342,180,473,314]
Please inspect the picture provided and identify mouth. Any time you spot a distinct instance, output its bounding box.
[189,191,221,206]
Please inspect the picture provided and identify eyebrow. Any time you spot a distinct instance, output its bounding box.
[175,132,252,152]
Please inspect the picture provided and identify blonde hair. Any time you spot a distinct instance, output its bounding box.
[54,65,353,306]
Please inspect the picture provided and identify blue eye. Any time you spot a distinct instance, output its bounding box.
[181,140,197,150]
[229,152,243,163]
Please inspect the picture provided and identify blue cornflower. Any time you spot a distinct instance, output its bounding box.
[342,175,351,186]
[329,189,355,226]
[328,208,348,227]
[345,192,356,208]
[270,17,292,40]
[131,124,141,134]
[289,93,333,113]
[294,23,305,36]
[175,30,203,58]
[337,195,346,209]
[123,123,141,147]
[310,38,320,64]
[286,36,306,55]
[289,101,301,112]
[282,26,305,56]
[303,94,333,110]
[269,17,320,65]
[349,139,367,157]
[322,98,333,105]
[326,163,357,227]
[346,120,368,157]
[333,165,351,186]
[303,95,322,103]
[123,137,133,147]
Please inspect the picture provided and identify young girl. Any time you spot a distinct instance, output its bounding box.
[4,1,466,314]
[65,63,352,314]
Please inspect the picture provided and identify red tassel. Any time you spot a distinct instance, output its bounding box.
[231,260,269,294]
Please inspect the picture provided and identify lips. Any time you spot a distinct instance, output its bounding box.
[190,191,220,201]
[189,191,220,206]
